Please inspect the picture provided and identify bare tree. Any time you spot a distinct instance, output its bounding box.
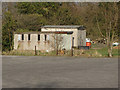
[51,33,64,55]
[96,2,118,57]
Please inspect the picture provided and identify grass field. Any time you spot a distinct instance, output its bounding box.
[84,48,118,57]
[2,48,119,58]
[2,43,119,57]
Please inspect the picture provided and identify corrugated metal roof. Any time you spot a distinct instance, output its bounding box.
[41,25,85,29]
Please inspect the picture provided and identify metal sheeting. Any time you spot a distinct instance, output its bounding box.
[77,30,86,46]
[41,25,84,29]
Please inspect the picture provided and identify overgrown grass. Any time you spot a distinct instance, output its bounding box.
[2,50,35,56]
[37,50,56,56]
[84,48,119,57]
[2,48,119,57]
[91,43,106,49]
[2,50,56,56]
[96,48,118,57]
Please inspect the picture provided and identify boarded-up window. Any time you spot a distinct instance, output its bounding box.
[22,34,24,40]
[38,34,40,41]
[45,35,47,41]
[72,37,74,46]
[18,35,21,41]
[28,34,30,41]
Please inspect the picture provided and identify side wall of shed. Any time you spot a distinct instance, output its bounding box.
[14,33,72,51]
[14,34,55,51]
[77,30,86,46]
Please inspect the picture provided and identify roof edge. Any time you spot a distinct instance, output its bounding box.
[41,25,85,29]
[14,31,73,34]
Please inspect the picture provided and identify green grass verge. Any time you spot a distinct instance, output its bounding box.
[2,48,119,57]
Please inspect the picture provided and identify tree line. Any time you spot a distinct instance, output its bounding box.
[2,2,120,57]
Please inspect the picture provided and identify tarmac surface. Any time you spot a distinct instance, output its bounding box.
[2,56,118,88]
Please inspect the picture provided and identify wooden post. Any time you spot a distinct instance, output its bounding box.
[35,45,37,55]
[71,37,74,56]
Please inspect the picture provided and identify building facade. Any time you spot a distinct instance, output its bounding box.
[14,25,86,51]
[41,25,86,47]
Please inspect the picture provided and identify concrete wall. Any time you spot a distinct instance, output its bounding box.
[77,30,86,46]
[14,33,53,51]
[14,33,72,51]
[14,28,86,51]
[41,28,78,47]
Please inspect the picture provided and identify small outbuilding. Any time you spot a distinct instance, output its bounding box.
[14,25,86,51]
